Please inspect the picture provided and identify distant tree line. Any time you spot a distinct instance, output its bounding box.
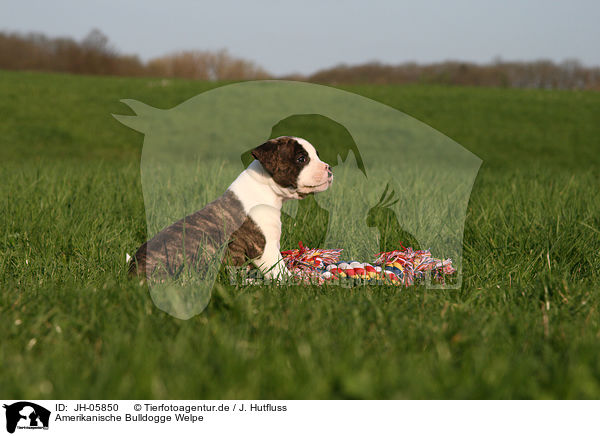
[302,59,600,90]
[147,50,269,81]
[0,29,269,80]
[1,29,599,89]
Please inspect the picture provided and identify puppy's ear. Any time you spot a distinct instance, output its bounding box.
[251,139,279,174]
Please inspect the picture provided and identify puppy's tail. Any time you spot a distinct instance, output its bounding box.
[127,244,147,278]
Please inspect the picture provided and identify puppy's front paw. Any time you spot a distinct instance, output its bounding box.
[255,248,293,284]
[264,265,292,283]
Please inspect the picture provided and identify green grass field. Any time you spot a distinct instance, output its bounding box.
[1,70,600,399]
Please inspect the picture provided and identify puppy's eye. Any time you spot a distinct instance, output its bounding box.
[297,155,306,163]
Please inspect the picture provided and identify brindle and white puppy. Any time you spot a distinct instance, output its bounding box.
[130,136,333,280]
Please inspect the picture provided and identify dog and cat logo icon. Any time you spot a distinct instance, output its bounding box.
[3,402,50,433]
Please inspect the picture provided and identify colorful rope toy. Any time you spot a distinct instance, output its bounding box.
[277,241,456,286]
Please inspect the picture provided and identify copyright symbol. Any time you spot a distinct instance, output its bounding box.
[134,404,142,411]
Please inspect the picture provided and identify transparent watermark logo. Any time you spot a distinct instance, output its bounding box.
[114,80,481,319]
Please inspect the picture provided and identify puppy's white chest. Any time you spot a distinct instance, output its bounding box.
[248,204,282,248]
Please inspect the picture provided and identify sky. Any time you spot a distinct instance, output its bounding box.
[1,0,599,76]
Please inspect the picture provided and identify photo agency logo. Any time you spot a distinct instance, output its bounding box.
[115,81,481,319]
[3,402,50,433]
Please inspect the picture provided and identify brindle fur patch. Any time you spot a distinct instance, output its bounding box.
[129,190,265,279]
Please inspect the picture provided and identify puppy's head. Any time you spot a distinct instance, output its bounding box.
[252,136,333,198]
